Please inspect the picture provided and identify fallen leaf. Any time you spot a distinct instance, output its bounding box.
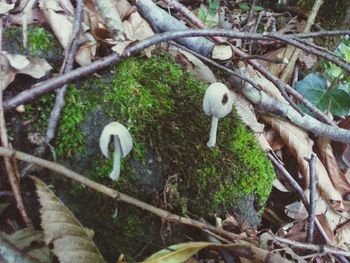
[260,47,294,78]
[32,176,106,263]
[4,52,30,70]
[265,128,284,151]
[93,0,125,41]
[0,2,14,14]
[298,49,317,69]
[144,242,211,263]
[0,52,52,90]
[316,137,350,197]
[263,116,344,212]
[0,53,17,89]
[169,45,217,83]
[332,222,350,250]
[2,228,52,263]
[230,90,271,151]
[19,57,52,78]
[39,0,97,66]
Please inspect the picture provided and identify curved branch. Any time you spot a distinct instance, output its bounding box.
[5,29,350,142]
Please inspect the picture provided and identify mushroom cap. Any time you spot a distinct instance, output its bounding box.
[203,82,233,118]
[99,122,133,158]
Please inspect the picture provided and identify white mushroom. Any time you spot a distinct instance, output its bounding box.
[99,122,133,181]
[203,82,233,148]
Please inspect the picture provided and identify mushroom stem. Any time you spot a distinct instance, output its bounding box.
[110,136,122,181]
[207,116,219,148]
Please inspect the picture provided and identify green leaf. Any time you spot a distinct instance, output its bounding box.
[296,73,350,116]
[253,5,264,11]
[325,63,343,79]
[239,3,250,11]
[209,1,220,10]
[342,45,350,63]
[198,8,206,22]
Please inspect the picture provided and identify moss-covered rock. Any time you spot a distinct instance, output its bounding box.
[20,52,275,260]
[3,26,62,66]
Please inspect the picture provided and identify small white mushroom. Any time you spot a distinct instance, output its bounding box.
[99,122,133,181]
[203,82,233,148]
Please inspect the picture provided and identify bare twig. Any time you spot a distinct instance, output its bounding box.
[162,0,225,43]
[271,234,350,258]
[44,0,83,147]
[0,16,32,227]
[0,146,254,244]
[292,65,299,88]
[5,29,350,142]
[20,0,83,177]
[305,153,317,243]
[267,153,329,242]
[3,29,341,126]
[172,42,350,145]
[171,42,261,90]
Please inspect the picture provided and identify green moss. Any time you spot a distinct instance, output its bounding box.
[24,52,275,218]
[27,27,55,57]
[3,26,62,63]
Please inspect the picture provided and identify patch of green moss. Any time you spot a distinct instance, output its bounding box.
[24,52,275,218]
[3,26,62,63]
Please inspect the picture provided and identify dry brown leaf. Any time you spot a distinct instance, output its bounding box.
[260,48,294,78]
[0,52,52,90]
[0,53,17,90]
[332,222,350,250]
[93,0,125,41]
[32,176,106,263]
[39,0,97,66]
[2,228,52,263]
[168,45,217,83]
[316,137,350,197]
[111,12,154,56]
[115,0,133,20]
[230,90,271,151]
[5,52,30,69]
[263,116,344,212]
[19,57,52,78]
[278,17,305,34]
[265,128,284,151]
[298,49,317,70]
[8,7,46,26]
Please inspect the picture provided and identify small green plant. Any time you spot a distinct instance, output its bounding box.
[198,0,220,27]
[238,2,264,12]
[296,38,350,117]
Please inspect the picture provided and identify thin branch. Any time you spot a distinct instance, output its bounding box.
[267,153,329,242]
[0,146,254,245]
[293,30,350,38]
[162,0,225,43]
[44,0,83,146]
[268,153,350,263]
[4,29,340,126]
[5,29,350,142]
[20,0,84,176]
[305,153,317,243]
[171,41,261,90]
[280,0,324,82]
[0,16,32,227]
[271,234,350,258]
[172,42,350,144]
